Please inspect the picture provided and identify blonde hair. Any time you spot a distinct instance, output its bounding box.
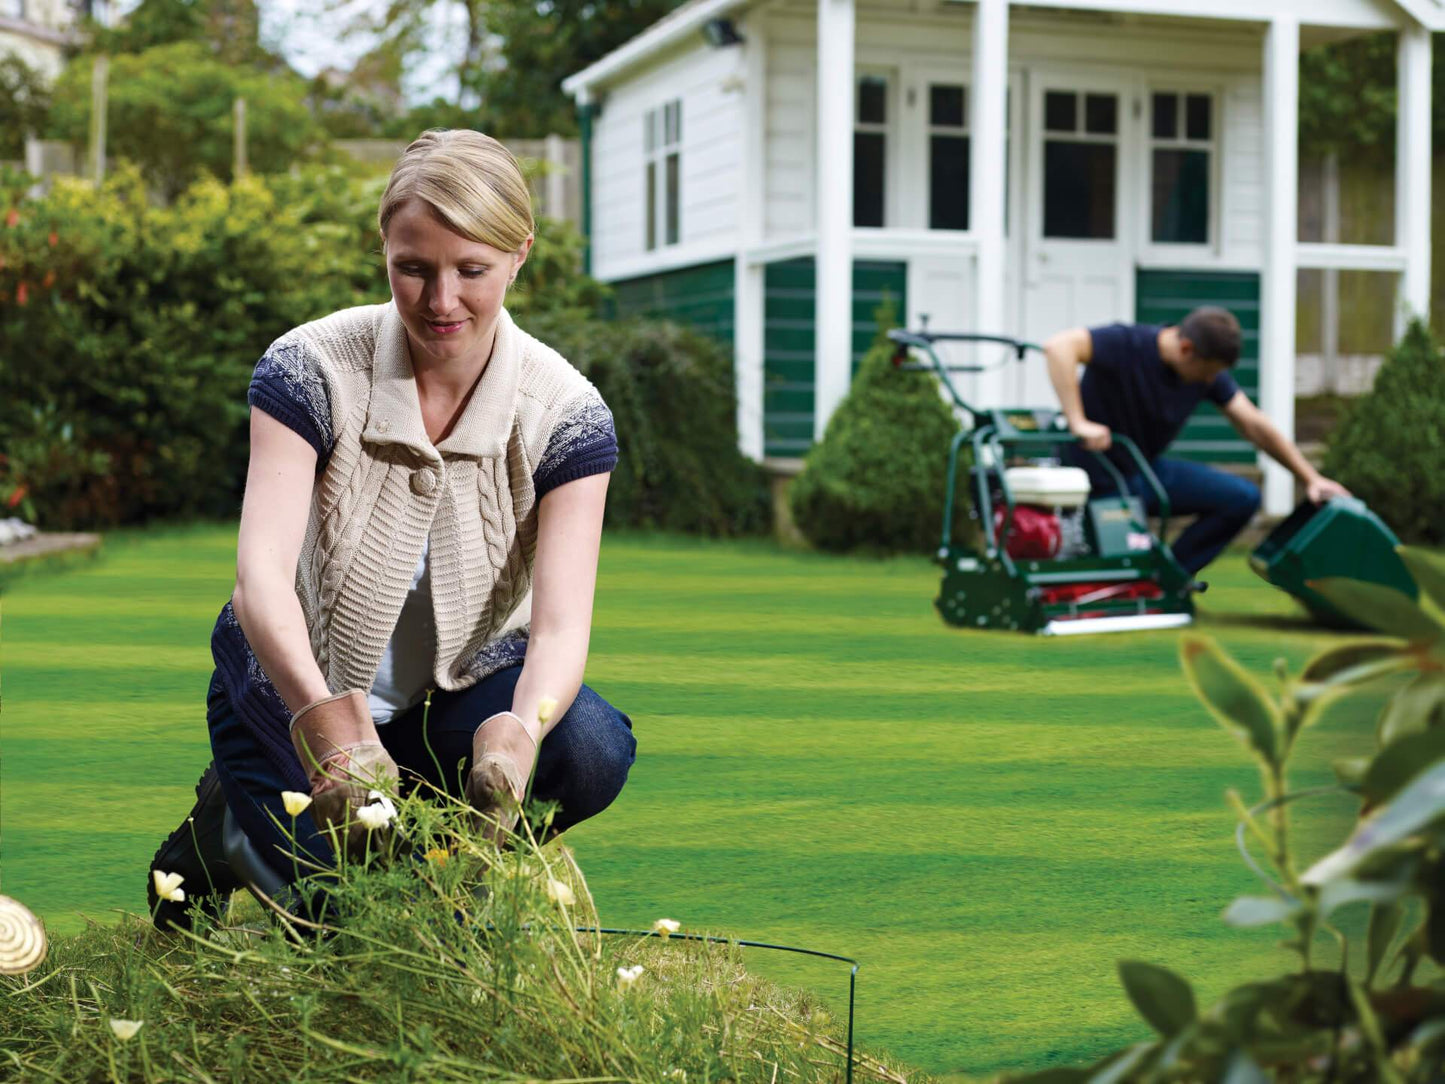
[378,129,535,252]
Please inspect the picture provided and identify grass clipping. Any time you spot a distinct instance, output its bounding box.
[2,790,910,1083]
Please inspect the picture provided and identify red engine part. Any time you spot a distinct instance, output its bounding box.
[1039,581,1165,608]
[993,504,1062,560]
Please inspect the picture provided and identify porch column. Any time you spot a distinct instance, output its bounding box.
[814,0,855,438]
[736,17,767,460]
[1260,15,1299,517]
[1397,22,1433,331]
[971,0,1009,406]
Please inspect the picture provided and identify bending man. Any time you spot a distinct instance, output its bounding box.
[1044,306,1348,575]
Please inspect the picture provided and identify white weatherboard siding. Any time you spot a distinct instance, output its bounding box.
[588,41,744,283]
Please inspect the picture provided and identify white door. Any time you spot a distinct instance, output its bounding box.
[1019,75,1134,408]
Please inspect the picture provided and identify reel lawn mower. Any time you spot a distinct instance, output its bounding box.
[889,327,1203,636]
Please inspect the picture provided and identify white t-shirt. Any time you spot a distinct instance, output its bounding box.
[368,542,436,725]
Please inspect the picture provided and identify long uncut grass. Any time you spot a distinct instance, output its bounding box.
[4,790,903,1082]
[1,525,1372,1076]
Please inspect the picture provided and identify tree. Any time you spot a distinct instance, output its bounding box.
[46,42,322,199]
[87,0,271,67]
[345,0,688,136]
[0,56,50,159]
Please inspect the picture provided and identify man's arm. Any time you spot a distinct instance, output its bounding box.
[1042,327,1112,452]
[1220,391,1350,503]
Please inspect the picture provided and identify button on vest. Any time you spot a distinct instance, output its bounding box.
[410,467,438,496]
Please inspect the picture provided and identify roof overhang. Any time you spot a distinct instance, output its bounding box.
[562,0,1442,101]
[562,0,749,102]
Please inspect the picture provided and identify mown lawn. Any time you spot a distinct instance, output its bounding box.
[0,524,1384,1077]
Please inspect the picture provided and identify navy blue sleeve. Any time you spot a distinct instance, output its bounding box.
[534,394,618,499]
[1087,324,1132,371]
[247,339,334,462]
[1207,369,1242,407]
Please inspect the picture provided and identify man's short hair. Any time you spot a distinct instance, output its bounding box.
[1178,307,1242,367]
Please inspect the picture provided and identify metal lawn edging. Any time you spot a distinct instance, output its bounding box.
[580,926,861,1084]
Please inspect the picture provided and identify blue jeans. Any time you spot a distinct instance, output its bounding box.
[207,665,636,890]
[1063,449,1261,575]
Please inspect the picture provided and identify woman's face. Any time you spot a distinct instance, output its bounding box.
[384,197,532,369]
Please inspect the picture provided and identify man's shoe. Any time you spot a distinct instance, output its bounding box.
[147,762,241,931]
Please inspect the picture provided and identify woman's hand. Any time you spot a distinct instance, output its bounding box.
[291,690,401,858]
[466,711,539,839]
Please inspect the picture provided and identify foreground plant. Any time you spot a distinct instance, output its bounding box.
[1008,546,1445,1083]
[2,786,904,1083]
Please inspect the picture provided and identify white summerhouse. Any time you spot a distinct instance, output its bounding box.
[563,0,1439,514]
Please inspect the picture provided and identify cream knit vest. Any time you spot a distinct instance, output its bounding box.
[281,302,599,696]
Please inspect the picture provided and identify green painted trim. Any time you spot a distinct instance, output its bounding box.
[1136,268,1261,465]
[578,103,595,276]
[609,259,736,347]
[763,258,907,459]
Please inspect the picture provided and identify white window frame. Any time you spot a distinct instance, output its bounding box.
[643,99,682,251]
[924,79,970,233]
[1141,86,1221,256]
[1037,85,1124,243]
[853,67,896,229]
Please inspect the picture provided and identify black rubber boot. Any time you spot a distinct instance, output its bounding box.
[147,762,241,931]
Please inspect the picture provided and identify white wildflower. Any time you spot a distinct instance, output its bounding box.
[109,1019,143,1041]
[652,918,680,938]
[616,964,644,990]
[356,803,393,830]
[546,878,575,906]
[151,871,185,903]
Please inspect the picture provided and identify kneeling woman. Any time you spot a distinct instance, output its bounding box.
[149,130,635,926]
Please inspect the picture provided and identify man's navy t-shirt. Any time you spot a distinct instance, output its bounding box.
[1081,323,1240,471]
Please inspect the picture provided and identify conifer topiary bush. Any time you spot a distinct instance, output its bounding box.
[1323,319,1445,545]
[789,322,960,554]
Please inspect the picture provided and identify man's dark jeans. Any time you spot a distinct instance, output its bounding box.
[1064,448,1262,575]
[207,665,636,890]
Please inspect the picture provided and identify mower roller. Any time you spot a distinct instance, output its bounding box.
[889,327,1202,636]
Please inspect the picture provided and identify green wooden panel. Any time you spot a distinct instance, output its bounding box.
[1135,268,1261,465]
[609,259,736,347]
[763,258,907,458]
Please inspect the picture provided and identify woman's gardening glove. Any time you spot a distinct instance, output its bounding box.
[290,690,400,858]
[465,711,539,843]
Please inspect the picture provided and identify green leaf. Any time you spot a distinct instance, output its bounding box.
[1363,725,1445,806]
[1309,579,1443,642]
[1220,1049,1268,1084]
[1301,639,1411,685]
[1378,672,1445,747]
[1117,961,1197,1037]
[1317,877,1407,917]
[1303,760,1445,885]
[1087,1042,1154,1084]
[1179,636,1280,767]
[1366,901,1404,986]
[1222,895,1301,927]
[1003,1071,1089,1084]
[1334,756,1372,786]
[1400,547,1445,612]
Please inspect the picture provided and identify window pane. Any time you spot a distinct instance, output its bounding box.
[1152,148,1209,243]
[1044,91,1076,133]
[1085,94,1117,135]
[644,112,654,153]
[1186,94,1211,141]
[930,85,965,128]
[646,161,657,250]
[1152,93,1177,140]
[1044,141,1116,239]
[854,131,885,226]
[929,134,970,230]
[665,153,680,245]
[858,77,886,125]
